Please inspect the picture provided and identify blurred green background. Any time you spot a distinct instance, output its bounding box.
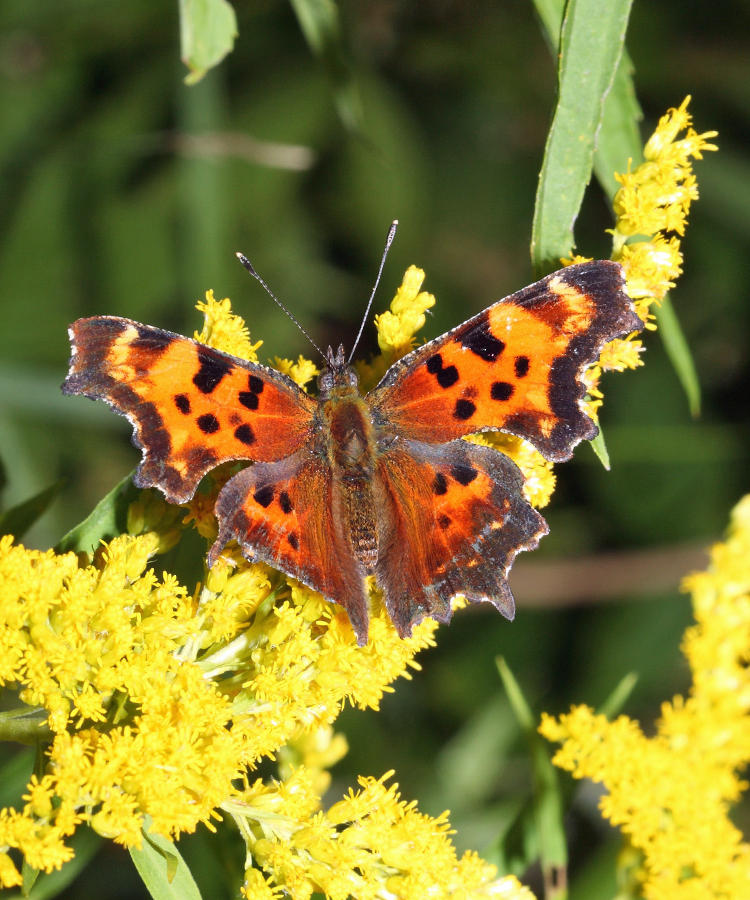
[0,1,748,897]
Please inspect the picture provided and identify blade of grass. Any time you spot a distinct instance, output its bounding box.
[497,656,568,899]
[655,295,701,417]
[530,0,634,273]
[289,0,361,130]
[588,427,611,470]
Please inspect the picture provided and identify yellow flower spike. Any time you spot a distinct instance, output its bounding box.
[271,355,320,389]
[194,290,263,361]
[374,265,436,358]
[228,769,528,900]
[541,493,750,899]
[0,851,22,889]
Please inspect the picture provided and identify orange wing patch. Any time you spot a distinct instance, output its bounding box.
[374,439,548,638]
[63,317,316,503]
[370,260,641,461]
[209,450,370,643]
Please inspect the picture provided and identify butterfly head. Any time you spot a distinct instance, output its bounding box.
[318,343,359,399]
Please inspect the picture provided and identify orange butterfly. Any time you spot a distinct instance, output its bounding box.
[63,257,640,644]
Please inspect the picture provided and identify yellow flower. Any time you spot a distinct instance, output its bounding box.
[374,265,436,357]
[271,354,320,389]
[0,531,440,882]
[229,769,535,899]
[540,493,750,899]
[563,97,716,426]
[195,289,264,361]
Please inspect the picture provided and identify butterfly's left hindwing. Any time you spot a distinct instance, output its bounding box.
[63,317,316,503]
[373,438,548,637]
[369,260,641,461]
[209,450,371,644]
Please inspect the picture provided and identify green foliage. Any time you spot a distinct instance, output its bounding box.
[179,0,238,85]
[130,828,203,900]
[530,0,634,273]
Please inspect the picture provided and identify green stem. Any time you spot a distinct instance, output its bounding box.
[0,707,52,744]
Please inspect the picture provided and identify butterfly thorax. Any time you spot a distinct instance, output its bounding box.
[317,346,379,571]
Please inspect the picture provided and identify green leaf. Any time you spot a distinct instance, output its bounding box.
[593,49,643,199]
[531,0,634,273]
[655,295,701,417]
[530,0,564,48]
[179,0,238,85]
[289,0,361,130]
[0,480,64,540]
[496,657,568,899]
[130,826,202,900]
[55,471,139,556]
[597,671,638,719]
[589,425,611,470]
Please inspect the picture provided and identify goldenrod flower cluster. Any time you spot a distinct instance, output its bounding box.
[580,96,718,419]
[231,769,534,900]
[1,523,524,895]
[540,494,750,899]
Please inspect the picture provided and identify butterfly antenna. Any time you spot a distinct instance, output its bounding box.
[235,252,325,360]
[347,219,399,364]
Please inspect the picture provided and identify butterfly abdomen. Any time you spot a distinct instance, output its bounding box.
[324,395,379,571]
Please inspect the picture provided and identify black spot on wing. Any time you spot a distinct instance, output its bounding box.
[450,464,478,485]
[491,381,514,401]
[433,472,448,495]
[234,424,255,445]
[174,393,191,414]
[287,532,299,551]
[132,326,173,354]
[253,486,274,508]
[460,320,505,362]
[514,356,530,377]
[197,413,220,434]
[279,491,293,514]
[239,392,259,411]
[193,348,232,394]
[425,354,459,389]
[437,514,451,530]
[248,375,265,394]
[454,398,476,420]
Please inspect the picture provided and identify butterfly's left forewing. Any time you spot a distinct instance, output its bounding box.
[63,317,316,503]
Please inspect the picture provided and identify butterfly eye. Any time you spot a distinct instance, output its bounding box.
[319,371,334,394]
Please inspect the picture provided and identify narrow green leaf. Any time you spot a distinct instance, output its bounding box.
[0,480,64,540]
[179,0,238,85]
[55,471,139,556]
[130,828,202,900]
[593,49,643,199]
[531,0,634,273]
[289,0,361,130]
[497,657,568,898]
[655,295,701,417]
[589,425,611,470]
[598,672,638,719]
[530,0,564,49]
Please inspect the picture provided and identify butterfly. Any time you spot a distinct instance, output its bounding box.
[63,258,641,645]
